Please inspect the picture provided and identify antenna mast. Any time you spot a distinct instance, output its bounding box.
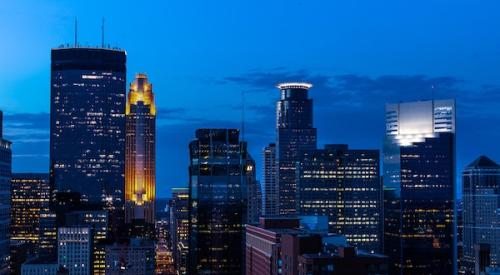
[74,17,78,47]
[101,18,105,48]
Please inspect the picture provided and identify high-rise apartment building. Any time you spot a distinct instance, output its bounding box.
[125,73,156,226]
[169,188,189,274]
[263,143,278,216]
[0,111,11,271]
[50,47,126,226]
[276,83,317,215]
[384,99,456,274]
[462,156,500,274]
[296,144,381,252]
[187,129,252,274]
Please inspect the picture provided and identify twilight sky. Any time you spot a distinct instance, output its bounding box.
[1,0,500,198]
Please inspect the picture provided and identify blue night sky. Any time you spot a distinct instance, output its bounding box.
[1,0,500,198]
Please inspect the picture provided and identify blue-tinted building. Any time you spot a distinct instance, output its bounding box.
[187,129,253,274]
[50,47,126,232]
[0,111,11,271]
[462,156,500,274]
[296,145,381,252]
[276,83,317,215]
[383,99,456,274]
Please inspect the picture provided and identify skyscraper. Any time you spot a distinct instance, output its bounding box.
[276,83,317,215]
[125,73,156,226]
[296,144,381,252]
[187,129,251,274]
[462,156,500,274]
[10,173,50,253]
[50,47,126,227]
[263,143,278,216]
[384,99,456,274]
[169,188,189,275]
[0,111,11,271]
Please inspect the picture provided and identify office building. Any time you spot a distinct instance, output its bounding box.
[276,83,317,215]
[64,210,108,274]
[10,173,50,249]
[187,129,252,274]
[50,47,126,232]
[296,144,381,252]
[298,246,388,275]
[246,217,302,275]
[263,143,278,216]
[57,227,92,275]
[125,73,156,226]
[0,111,11,271]
[169,188,189,274]
[105,238,155,275]
[384,99,456,274]
[462,156,500,273]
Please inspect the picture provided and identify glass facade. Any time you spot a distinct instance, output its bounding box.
[50,47,126,234]
[0,111,11,270]
[187,129,252,274]
[125,73,156,225]
[297,144,381,252]
[462,156,500,274]
[276,83,317,215]
[384,99,456,274]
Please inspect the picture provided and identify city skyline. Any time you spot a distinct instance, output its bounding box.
[2,1,500,199]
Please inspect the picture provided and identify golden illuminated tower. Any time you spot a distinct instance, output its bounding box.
[125,73,156,225]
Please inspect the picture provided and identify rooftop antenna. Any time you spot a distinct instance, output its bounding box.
[101,17,105,48]
[74,17,78,47]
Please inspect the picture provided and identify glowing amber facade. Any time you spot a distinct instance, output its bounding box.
[125,73,156,224]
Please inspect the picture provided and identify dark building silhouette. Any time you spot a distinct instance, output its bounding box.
[276,83,317,215]
[0,111,11,272]
[296,144,382,252]
[383,99,456,274]
[170,187,189,274]
[462,156,500,273]
[50,47,126,233]
[187,129,252,274]
[125,73,156,227]
[263,143,278,216]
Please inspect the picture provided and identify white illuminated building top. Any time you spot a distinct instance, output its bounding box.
[386,99,455,146]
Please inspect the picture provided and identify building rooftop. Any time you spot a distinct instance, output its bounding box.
[277,82,313,90]
[466,155,500,169]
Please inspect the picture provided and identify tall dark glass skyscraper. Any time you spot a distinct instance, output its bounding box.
[0,111,11,271]
[188,129,252,274]
[276,83,317,215]
[384,99,456,274]
[50,47,126,224]
[297,144,381,252]
[462,156,500,274]
[263,143,278,216]
[125,73,156,226]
